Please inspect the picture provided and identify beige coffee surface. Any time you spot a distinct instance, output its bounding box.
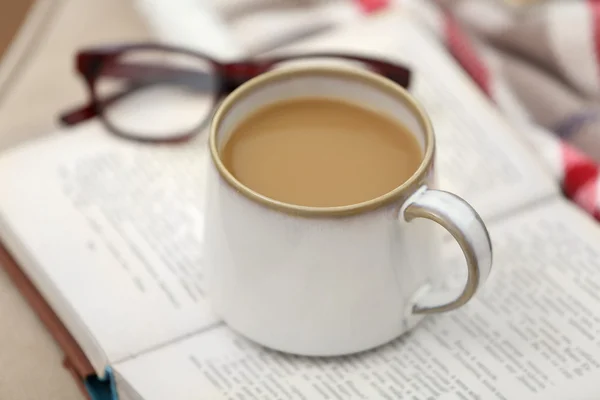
[222,97,422,207]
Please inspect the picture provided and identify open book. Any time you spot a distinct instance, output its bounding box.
[0,9,597,400]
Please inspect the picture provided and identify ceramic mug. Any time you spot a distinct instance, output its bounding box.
[204,64,493,356]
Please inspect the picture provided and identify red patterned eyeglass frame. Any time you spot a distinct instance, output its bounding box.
[58,43,412,143]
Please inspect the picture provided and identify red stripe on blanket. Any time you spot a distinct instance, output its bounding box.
[354,0,389,13]
[443,13,491,97]
[588,0,600,75]
[562,143,599,209]
[573,181,599,215]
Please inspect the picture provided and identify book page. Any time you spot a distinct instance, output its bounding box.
[114,198,600,400]
[270,10,557,219]
[0,122,219,376]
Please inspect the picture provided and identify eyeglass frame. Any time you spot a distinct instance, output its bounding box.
[58,42,413,144]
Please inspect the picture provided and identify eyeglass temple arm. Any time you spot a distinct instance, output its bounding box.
[221,56,411,89]
[59,85,148,126]
[59,62,214,126]
[59,82,148,126]
[60,102,98,126]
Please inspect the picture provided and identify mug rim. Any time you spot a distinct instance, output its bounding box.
[209,64,435,217]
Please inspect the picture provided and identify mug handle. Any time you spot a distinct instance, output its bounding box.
[402,187,493,314]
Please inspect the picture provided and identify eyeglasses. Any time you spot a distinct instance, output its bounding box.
[59,43,412,143]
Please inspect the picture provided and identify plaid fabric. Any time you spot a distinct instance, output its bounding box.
[407,0,600,221]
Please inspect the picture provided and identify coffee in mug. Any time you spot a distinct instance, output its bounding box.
[204,64,493,356]
[221,97,422,207]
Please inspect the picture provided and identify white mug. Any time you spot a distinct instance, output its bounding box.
[204,64,493,356]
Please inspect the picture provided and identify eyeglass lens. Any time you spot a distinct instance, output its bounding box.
[95,48,219,141]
